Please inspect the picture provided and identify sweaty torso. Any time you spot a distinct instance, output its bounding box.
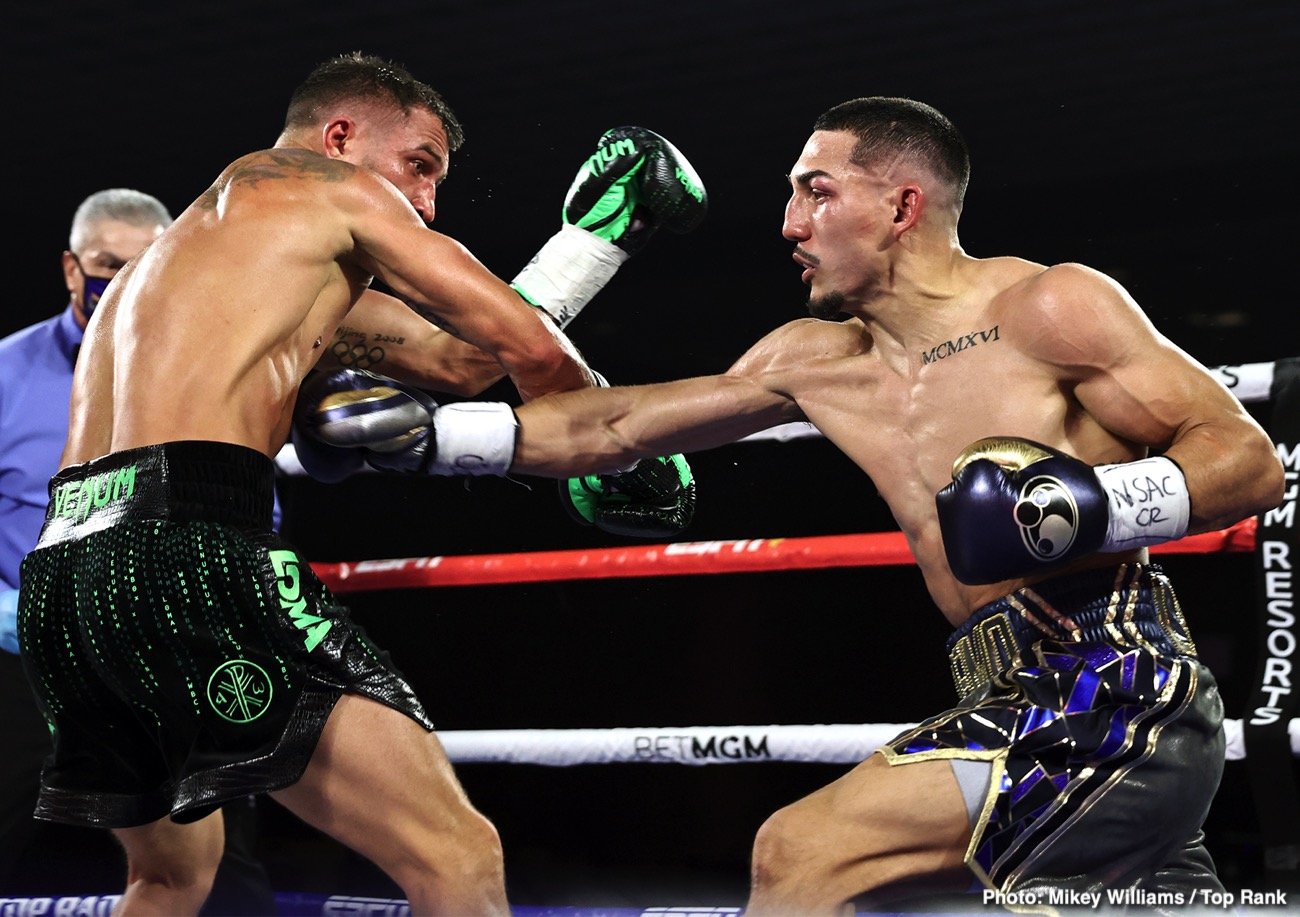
[770,257,1145,624]
[64,149,372,467]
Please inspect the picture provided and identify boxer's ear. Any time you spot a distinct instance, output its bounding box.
[321,116,358,159]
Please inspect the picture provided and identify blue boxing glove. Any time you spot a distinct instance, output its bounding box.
[512,125,708,328]
[291,370,371,482]
[561,454,696,539]
[935,436,1191,585]
[1,588,19,654]
[294,368,518,478]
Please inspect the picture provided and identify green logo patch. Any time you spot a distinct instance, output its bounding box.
[206,659,272,723]
[269,549,332,651]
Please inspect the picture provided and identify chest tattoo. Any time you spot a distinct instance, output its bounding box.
[921,325,1000,365]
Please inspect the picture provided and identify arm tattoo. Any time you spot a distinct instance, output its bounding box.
[330,339,387,371]
[411,306,460,338]
[328,325,411,373]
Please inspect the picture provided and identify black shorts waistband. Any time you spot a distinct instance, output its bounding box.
[946,563,1198,698]
[37,441,275,548]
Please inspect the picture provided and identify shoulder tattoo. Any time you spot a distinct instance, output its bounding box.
[196,185,220,211]
[228,150,351,189]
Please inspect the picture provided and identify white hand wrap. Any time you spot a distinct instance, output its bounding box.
[1095,456,1190,551]
[428,402,518,476]
[511,224,629,328]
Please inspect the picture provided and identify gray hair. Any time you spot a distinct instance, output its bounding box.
[69,188,173,253]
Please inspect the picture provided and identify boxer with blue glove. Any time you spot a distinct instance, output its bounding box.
[393,97,1284,905]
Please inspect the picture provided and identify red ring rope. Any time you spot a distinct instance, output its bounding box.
[311,517,1257,593]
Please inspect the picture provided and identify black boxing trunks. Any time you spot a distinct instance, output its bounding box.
[879,563,1225,896]
[17,440,432,828]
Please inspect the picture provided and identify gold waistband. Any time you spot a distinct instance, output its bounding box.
[947,565,1197,698]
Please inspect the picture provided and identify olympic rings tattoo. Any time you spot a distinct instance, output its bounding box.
[331,341,386,370]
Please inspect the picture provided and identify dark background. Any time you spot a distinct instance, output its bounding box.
[4,0,1299,907]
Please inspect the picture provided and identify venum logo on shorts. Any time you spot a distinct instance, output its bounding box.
[207,659,272,723]
[1013,474,1079,561]
[269,549,332,651]
[52,463,138,523]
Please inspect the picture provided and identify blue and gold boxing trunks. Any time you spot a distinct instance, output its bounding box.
[17,440,433,828]
[879,563,1225,895]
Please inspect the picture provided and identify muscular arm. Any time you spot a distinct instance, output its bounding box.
[511,321,836,476]
[512,373,799,476]
[1029,263,1283,531]
[345,172,595,400]
[318,288,506,396]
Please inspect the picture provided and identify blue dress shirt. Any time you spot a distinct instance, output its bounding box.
[0,307,82,592]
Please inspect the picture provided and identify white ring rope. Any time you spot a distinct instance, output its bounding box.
[438,718,1298,766]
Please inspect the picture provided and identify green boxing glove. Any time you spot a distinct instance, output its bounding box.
[560,454,696,539]
[513,126,708,328]
[564,125,708,254]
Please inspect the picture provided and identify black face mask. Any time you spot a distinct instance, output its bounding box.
[71,254,113,318]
